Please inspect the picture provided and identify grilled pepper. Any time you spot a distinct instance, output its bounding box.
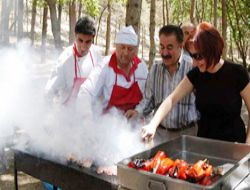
[169,159,189,180]
[156,157,174,175]
[128,158,153,172]
[151,151,167,172]
[187,159,213,182]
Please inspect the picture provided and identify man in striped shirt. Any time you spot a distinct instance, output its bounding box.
[136,25,198,141]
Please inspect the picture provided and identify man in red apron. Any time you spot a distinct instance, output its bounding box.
[43,16,103,190]
[92,25,148,119]
[45,16,103,106]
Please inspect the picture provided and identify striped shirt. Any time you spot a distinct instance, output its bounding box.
[136,51,198,129]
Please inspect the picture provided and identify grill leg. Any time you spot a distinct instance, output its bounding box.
[14,159,18,190]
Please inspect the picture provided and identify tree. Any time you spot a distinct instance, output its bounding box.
[78,0,82,19]
[42,1,48,49]
[190,0,195,23]
[227,0,249,68]
[46,0,62,49]
[95,6,107,45]
[105,0,111,55]
[31,0,38,45]
[162,0,165,26]
[221,0,227,58]
[165,0,169,25]
[69,0,76,44]
[125,0,142,35]
[213,0,217,27]
[17,0,24,41]
[1,0,11,44]
[148,0,156,69]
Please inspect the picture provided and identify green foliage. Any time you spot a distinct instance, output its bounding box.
[82,0,100,18]
[227,0,249,66]
[36,0,48,8]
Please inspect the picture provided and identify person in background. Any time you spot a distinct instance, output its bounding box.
[87,25,148,119]
[135,25,198,143]
[181,22,196,53]
[142,22,250,144]
[45,16,103,105]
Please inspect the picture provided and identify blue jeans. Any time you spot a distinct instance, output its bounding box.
[43,182,62,190]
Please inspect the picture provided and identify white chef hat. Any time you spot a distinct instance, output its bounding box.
[114,25,138,46]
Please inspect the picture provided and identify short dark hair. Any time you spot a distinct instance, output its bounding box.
[194,22,224,68]
[75,16,96,35]
[159,25,183,43]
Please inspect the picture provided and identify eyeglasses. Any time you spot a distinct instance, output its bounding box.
[189,52,204,60]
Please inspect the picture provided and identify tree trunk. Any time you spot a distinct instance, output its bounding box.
[78,1,82,19]
[221,0,227,59]
[46,0,62,49]
[201,0,205,21]
[42,3,48,48]
[58,1,62,35]
[95,6,107,45]
[1,0,11,44]
[141,24,144,58]
[14,0,18,34]
[69,0,76,44]
[125,0,142,35]
[18,0,24,41]
[148,0,156,69]
[162,0,165,26]
[165,0,169,25]
[105,1,111,55]
[30,0,37,45]
[190,0,195,23]
[25,0,28,31]
[213,0,217,28]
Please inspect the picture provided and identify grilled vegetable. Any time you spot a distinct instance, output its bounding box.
[169,159,189,180]
[156,157,174,175]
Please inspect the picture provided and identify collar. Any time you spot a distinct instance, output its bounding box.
[108,52,141,81]
[73,43,83,58]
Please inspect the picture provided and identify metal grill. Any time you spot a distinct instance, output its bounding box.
[14,149,118,190]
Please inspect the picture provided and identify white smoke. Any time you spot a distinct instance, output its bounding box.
[0,40,150,172]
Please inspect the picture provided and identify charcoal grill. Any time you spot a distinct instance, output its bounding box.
[117,135,250,190]
[14,149,118,190]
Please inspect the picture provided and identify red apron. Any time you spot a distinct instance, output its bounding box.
[106,53,143,112]
[64,43,94,105]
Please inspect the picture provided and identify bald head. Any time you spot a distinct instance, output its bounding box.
[181,22,196,51]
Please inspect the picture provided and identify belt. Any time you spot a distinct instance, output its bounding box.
[159,121,196,132]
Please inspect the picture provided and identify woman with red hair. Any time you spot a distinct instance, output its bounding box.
[142,22,250,144]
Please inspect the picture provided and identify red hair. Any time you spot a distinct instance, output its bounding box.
[193,22,224,68]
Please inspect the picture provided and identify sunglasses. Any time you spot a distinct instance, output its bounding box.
[189,52,204,60]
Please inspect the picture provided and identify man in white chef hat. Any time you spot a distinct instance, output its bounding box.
[80,25,148,121]
[76,25,148,176]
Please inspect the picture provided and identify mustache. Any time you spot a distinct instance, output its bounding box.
[161,54,172,59]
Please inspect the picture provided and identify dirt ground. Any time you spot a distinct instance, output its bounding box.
[0,172,44,190]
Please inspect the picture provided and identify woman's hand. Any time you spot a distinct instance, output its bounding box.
[141,123,157,141]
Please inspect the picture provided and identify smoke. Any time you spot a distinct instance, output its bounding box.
[0,40,150,172]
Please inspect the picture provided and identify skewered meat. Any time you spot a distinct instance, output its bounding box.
[97,165,117,176]
[67,154,93,168]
